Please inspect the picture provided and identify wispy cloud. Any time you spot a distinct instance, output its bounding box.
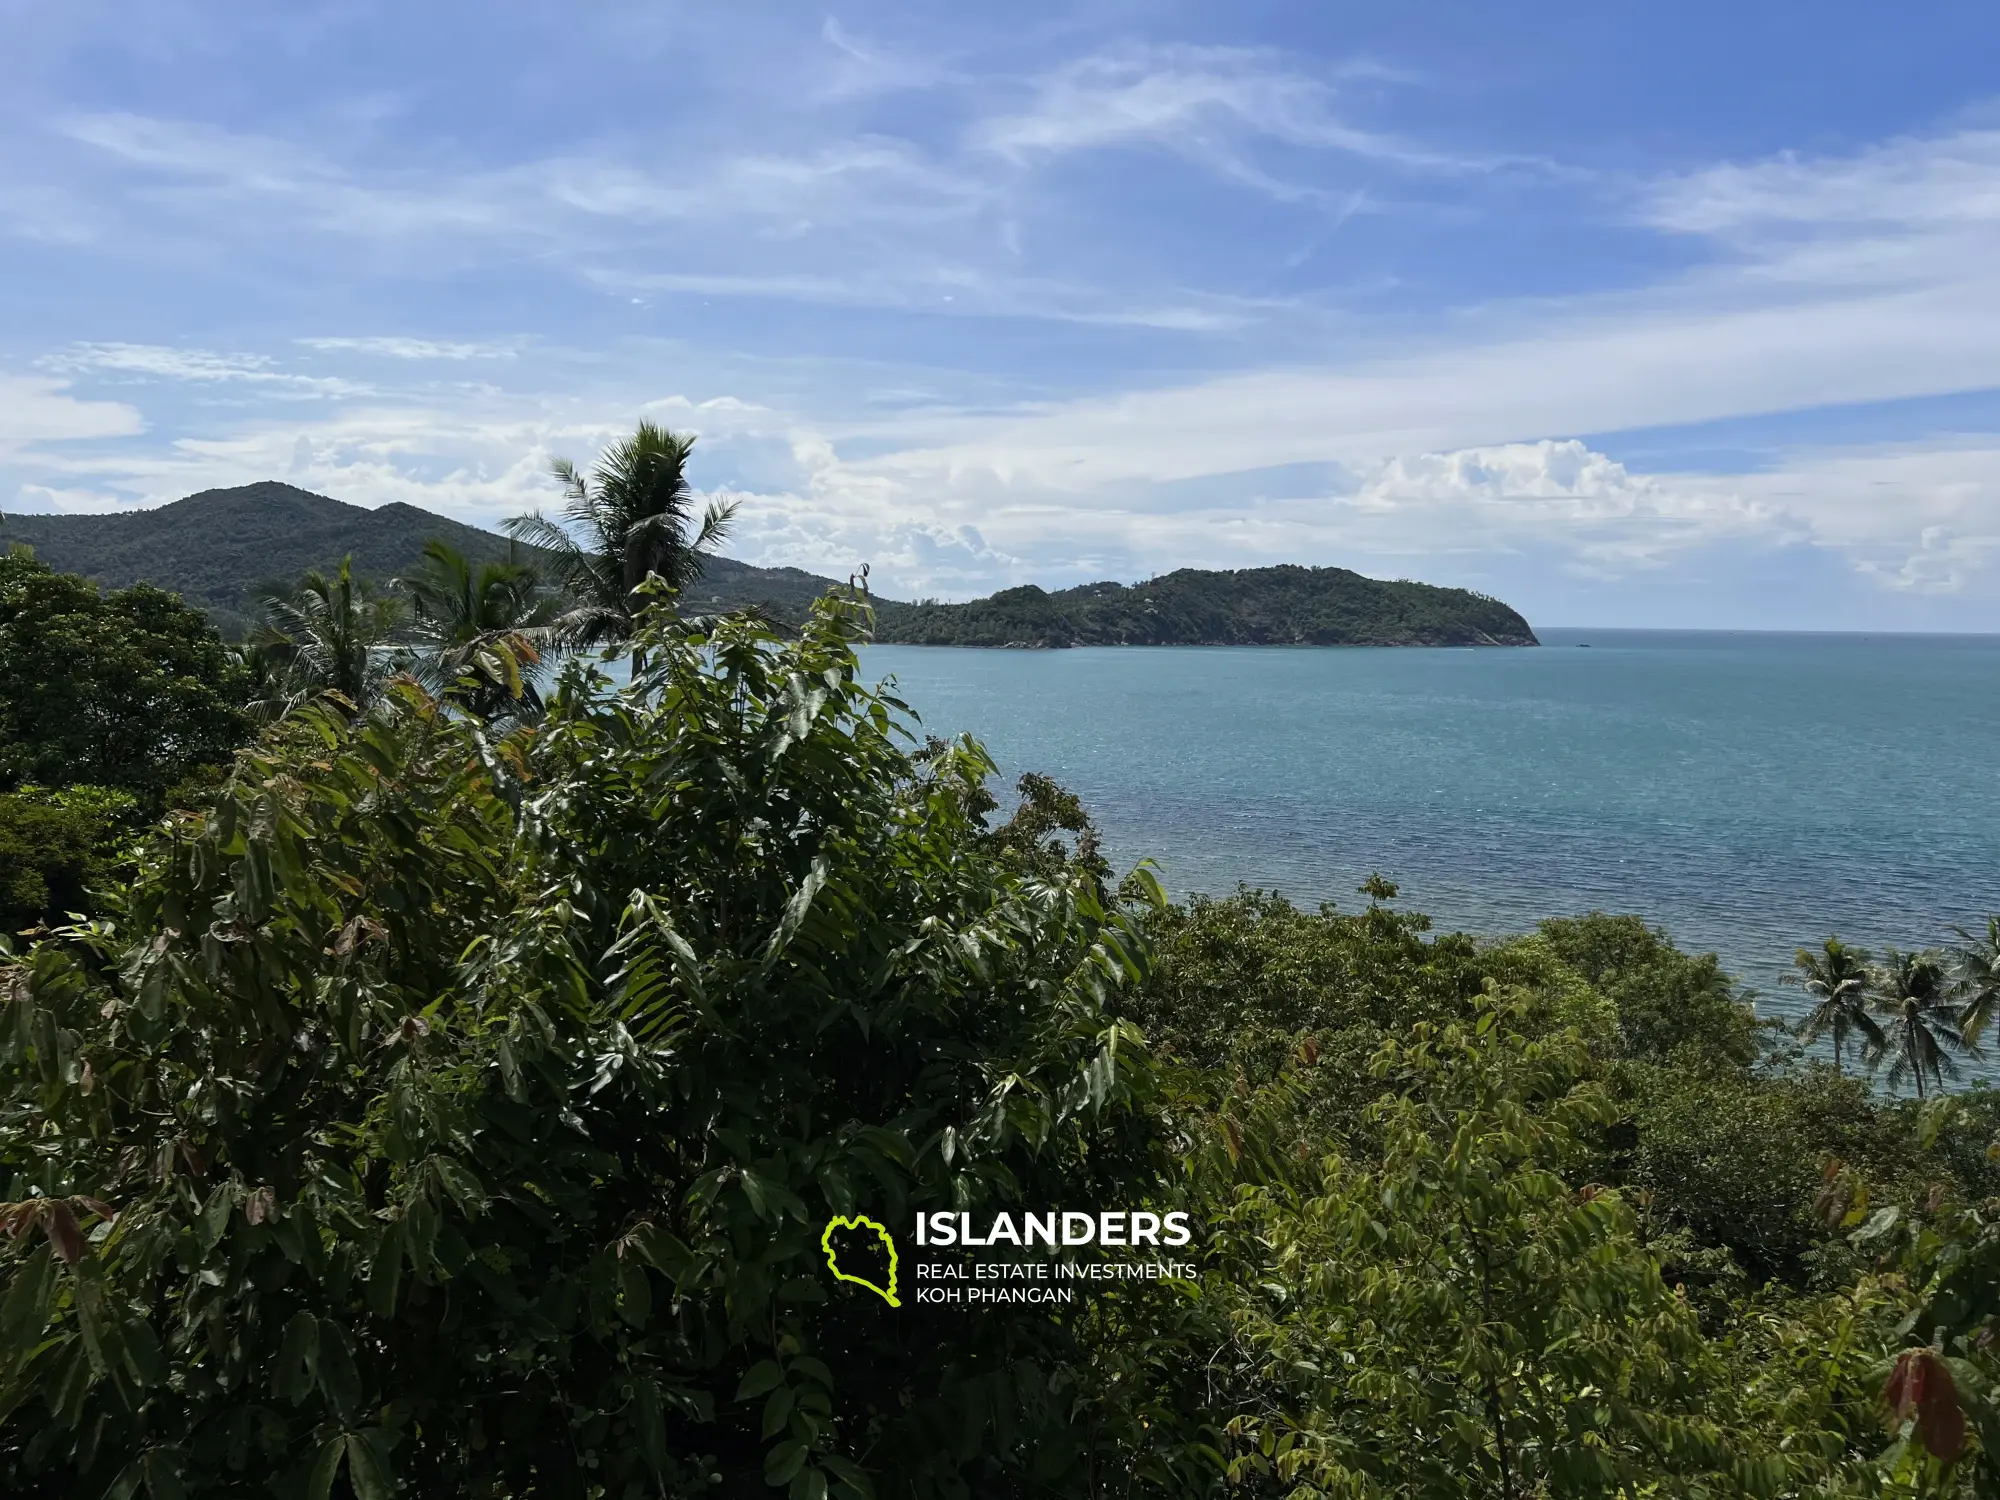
[56,110,986,244]
[44,343,370,396]
[599,265,1263,330]
[297,336,519,361]
[817,17,963,101]
[8,7,2000,625]
[1646,128,2000,239]
[970,43,1539,185]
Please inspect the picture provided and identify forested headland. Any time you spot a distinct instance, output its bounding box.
[0,484,1536,650]
[3,425,1998,1497]
[870,567,1538,648]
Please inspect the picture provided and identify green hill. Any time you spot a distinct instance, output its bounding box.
[1,485,1536,648]
[871,566,1538,647]
[0,483,842,637]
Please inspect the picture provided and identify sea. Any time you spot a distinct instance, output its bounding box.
[856,630,2000,1020]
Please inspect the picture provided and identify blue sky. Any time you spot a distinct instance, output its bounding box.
[6,1,2000,628]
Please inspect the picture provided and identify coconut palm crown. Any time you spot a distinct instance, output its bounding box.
[503,422,737,648]
[251,554,404,719]
[1951,915,2000,1047]
[1786,937,1881,1074]
[398,539,559,722]
[1868,948,1971,1100]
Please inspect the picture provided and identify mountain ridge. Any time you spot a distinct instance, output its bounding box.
[0,483,837,636]
[1,482,1537,647]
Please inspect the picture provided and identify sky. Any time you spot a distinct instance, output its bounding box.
[6,1,2000,629]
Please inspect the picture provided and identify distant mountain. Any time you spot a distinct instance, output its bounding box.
[870,567,1538,648]
[1,484,1536,649]
[0,483,845,637]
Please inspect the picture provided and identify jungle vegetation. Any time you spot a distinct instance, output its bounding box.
[2,429,1999,1496]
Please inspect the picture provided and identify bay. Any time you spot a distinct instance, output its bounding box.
[858,629,2000,1015]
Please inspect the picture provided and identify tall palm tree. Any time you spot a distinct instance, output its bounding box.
[253,555,404,718]
[1785,937,1881,1073]
[398,539,560,722]
[1868,948,1969,1100]
[1951,915,2000,1047]
[503,422,737,649]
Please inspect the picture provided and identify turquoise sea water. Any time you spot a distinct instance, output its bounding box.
[858,630,2000,1015]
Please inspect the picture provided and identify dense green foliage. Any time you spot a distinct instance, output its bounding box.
[0,484,845,638]
[505,423,741,649]
[3,467,1540,651]
[399,539,561,720]
[1132,887,2000,1491]
[872,566,1538,648]
[0,486,531,640]
[0,551,249,802]
[0,597,1202,1498]
[250,556,407,718]
[10,565,2000,1494]
[0,785,140,934]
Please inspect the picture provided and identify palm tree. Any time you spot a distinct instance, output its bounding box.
[398,539,560,722]
[253,555,404,718]
[1951,915,2000,1046]
[1867,948,1969,1100]
[1785,937,1881,1073]
[503,422,737,649]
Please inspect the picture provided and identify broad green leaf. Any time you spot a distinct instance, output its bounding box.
[737,1359,785,1400]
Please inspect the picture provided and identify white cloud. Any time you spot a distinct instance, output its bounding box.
[12,87,2000,617]
[296,336,518,361]
[0,373,144,454]
[7,359,1999,608]
[1647,128,2000,238]
[46,342,369,395]
[601,265,1258,330]
[55,110,986,247]
[824,122,2000,499]
[967,42,1536,198]
[9,482,133,514]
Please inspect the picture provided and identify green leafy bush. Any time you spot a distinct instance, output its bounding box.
[0,550,249,801]
[0,784,139,934]
[0,597,1212,1499]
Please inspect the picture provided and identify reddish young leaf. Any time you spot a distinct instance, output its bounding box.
[43,1202,84,1265]
[1884,1349,1967,1462]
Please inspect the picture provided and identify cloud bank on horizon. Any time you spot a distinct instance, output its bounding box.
[5,0,2000,628]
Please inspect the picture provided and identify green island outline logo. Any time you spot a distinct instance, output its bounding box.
[820,1214,901,1307]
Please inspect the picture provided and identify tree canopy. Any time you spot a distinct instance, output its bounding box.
[7,561,2000,1494]
[0,594,1190,1499]
[505,423,738,649]
[0,550,249,803]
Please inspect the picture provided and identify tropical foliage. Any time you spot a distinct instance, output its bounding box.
[505,422,738,648]
[1952,917,2000,1047]
[250,555,405,718]
[10,545,2000,1493]
[0,784,140,934]
[0,595,1196,1498]
[0,549,249,801]
[1869,949,1969,1100]
[397,538,560,721]
[1789,937,1881,1074]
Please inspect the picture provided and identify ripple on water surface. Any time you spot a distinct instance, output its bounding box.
[859,629,2000,1019]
